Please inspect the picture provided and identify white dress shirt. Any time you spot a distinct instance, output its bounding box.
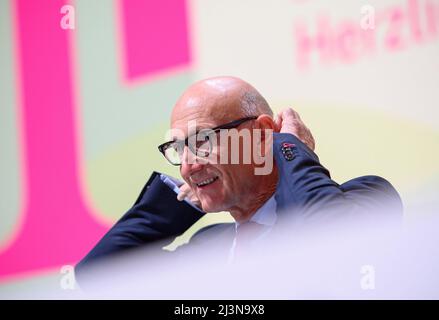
[228,194,277,263]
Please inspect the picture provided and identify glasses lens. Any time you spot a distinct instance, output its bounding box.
[190,130,213,158]
[161,129,218,165]
[164,142,182,165]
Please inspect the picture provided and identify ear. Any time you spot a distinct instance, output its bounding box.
[255,114,276,140]
[253,115,275,158]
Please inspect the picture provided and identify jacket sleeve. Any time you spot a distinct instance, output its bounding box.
[75,171,204,275]
[273,133,403,223]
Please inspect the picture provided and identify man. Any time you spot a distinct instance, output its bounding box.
[76,76,402,278]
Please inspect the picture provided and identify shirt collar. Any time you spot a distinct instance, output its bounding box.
[235,194,277,229]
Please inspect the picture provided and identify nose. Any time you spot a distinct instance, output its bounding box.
[180,145,205,181]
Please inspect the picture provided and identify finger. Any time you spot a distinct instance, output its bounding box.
[177,189,188,201]
[309,133,316,150]
[281,107,297,119]
[274,114,281,131]
[279,109,298,128]
[274,113,280,126]
[288,108,300,120]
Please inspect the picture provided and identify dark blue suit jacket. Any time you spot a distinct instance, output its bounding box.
[75,133,402,277]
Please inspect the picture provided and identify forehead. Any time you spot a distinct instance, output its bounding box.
[171,102,214,134]
[171,95,240,133]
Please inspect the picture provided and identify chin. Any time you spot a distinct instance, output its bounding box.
[200,198,225,213]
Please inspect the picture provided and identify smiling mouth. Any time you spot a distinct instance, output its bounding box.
[196,176,219,188]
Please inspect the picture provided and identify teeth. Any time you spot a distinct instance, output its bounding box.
[196,176,218,187]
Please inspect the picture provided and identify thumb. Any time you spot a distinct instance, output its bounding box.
[177,189,188,201]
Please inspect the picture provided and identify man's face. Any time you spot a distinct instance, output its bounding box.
[171,104,257,213]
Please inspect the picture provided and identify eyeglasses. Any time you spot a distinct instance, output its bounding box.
[158,116,257,166]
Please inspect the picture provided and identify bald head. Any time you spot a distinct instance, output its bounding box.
[171,76,272,128]
[169,76,277,217]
